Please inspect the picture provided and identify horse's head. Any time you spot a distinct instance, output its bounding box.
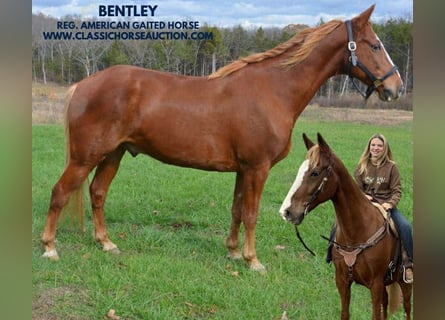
[344,5,403,101]
[279,133,337,225]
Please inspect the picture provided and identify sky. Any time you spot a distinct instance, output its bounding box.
[32,0,413,28]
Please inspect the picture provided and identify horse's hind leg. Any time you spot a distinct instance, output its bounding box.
[42,163,92,259]
[399,281,412,320]
[89,147,125,253]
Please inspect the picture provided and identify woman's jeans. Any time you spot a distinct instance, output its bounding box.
[390,207,414,263]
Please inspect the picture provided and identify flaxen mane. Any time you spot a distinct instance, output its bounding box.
[208,20,342,79]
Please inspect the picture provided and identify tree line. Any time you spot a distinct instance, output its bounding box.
[32,13,412,104]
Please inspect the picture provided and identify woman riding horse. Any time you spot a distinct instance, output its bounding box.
[326,133,413,283]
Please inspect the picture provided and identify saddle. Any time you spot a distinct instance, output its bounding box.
[370,202,398,237]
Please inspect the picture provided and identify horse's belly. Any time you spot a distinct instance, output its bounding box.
[125,138,238,172]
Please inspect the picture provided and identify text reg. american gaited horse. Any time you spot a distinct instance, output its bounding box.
[41,5,402,272]
[279,133,412,319]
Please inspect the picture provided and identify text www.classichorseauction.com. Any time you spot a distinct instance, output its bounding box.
[41,4,214,41]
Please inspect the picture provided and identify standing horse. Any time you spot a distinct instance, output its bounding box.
[279,133,412,319]
[41,5,402,271]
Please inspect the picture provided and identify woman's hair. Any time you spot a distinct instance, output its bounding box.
[357,133,394,175]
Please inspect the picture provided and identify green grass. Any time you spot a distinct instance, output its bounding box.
[32,118,412,319]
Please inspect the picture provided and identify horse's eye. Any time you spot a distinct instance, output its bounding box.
[371,43,381,51]
[310,171,319,177]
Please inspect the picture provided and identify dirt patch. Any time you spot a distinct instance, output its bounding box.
[301,104,413,126]
[32,286,89,320]
[32,83,413,126]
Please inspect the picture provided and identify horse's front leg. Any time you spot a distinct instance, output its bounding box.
[226,172,243,261]
[226,167,269,272]
[370,281,385,320]
[382,285,388,319]
[335,267,352,320]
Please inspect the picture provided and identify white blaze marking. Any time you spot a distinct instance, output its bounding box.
[279,159,309,219]
[376,34,402,79]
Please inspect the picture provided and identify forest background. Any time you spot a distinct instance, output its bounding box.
[32,13,412,109]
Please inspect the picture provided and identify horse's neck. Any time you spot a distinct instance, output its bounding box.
[269,30,347,117]
[332,164,380,242]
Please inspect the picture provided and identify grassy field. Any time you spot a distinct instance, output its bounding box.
[32,117,412,319]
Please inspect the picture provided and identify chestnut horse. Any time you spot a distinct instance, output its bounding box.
[279,133,412,319]
[41,5,402,271]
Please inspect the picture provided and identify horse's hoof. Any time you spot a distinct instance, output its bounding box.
[103,246,120,254]
[42,249,59,260]
[227,250,242,260]
[102,241,119,254]
[249,261,266,274]
[108,247,121,255]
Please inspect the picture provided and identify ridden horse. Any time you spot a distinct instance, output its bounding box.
[279,133,412,319]
[41,5,402,271]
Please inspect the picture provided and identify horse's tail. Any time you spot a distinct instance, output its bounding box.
[60,83,88,233]
[388,282,402,315]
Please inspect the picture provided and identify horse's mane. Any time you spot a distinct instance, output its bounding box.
[208,19,343,79]
[306,145,321,168]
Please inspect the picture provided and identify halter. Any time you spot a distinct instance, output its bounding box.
[345,20,399,100]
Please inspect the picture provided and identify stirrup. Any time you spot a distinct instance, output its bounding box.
[402,265,413,284]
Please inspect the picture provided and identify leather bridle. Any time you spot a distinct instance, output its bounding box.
[345,20,399,100]
[295,157,334,257]
[302,158,334,217]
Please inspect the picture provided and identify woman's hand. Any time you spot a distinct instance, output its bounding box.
[382,202,392,211]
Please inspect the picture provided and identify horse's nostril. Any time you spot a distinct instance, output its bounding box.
[280,209,291,221]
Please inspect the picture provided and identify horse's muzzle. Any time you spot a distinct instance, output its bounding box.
[281,209,305,225]
[379,85,403,101]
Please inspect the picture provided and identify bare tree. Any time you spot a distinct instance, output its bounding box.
[74,40,111,77]
[32,13,54,83]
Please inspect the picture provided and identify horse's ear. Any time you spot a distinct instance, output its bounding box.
[353,4,375,25]
[302,133,315,150]
[317,133,331,154]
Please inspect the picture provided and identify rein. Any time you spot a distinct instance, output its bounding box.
[345,20,399,100]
